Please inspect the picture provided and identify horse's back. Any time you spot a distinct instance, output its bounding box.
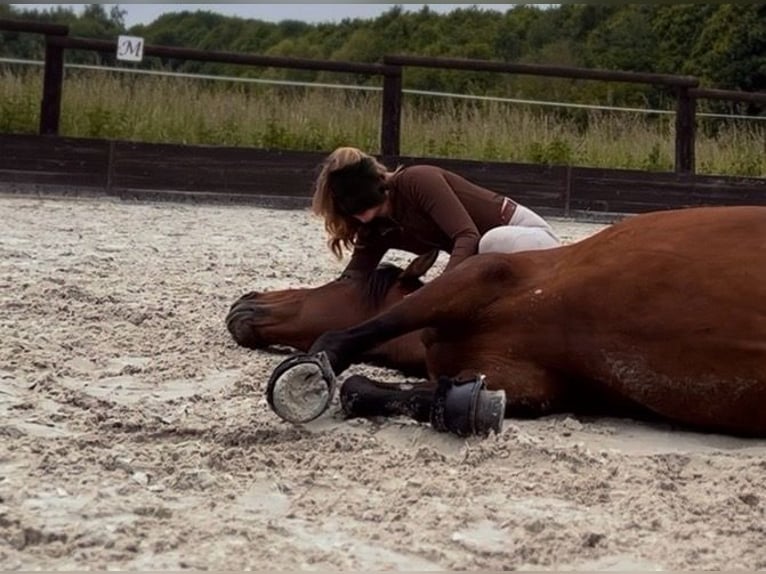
[567,205,766,267]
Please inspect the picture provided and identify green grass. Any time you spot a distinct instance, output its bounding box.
[2,66,764,177]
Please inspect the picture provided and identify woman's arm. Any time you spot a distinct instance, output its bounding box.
[341,239,388,278]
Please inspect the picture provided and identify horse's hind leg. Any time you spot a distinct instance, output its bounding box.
[340,375,435,423]
[340,372,505,436]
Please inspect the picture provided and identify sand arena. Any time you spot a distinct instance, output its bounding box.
[1,195,765,570]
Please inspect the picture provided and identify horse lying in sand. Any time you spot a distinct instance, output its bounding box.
[226,251,437,377]
[299,206,766,437]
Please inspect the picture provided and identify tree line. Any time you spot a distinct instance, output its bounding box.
[1,3,764,112]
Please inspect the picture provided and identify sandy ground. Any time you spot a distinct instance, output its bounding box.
[1,194,766,571]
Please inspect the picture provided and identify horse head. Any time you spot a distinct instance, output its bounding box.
[225,250,438,375]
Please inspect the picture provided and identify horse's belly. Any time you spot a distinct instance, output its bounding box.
[592,341,766,435]
[423,337,489,379]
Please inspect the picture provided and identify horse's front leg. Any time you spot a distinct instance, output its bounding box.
[309,254,514,376]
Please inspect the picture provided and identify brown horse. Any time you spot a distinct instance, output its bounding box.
[307,206,766,437]
[226,251,438,377]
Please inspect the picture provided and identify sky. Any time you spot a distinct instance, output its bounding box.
[14,3,518,27]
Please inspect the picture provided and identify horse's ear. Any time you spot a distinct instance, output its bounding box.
[401,250,439,280]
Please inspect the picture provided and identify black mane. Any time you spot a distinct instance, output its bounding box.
[364,263,404,310]
[362,263,423,311]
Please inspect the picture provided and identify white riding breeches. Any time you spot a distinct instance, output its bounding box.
[478,203,561,254]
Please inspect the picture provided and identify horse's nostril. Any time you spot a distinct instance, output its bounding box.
[226,302,268,348]
[229,291,261,312]
[241,290,261,301]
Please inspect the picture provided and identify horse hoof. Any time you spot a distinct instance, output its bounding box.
[266,352,337,424]
[431,375,505,437]
[473,388,506,436]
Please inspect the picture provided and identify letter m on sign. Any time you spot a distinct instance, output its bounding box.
[117,35,145,62]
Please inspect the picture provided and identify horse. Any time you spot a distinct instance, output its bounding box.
[305,206,766,437]
[226,250,439,377]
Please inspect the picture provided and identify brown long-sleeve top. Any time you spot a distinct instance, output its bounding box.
[343,164,517,275]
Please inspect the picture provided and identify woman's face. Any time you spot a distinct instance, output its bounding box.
[353,202,385,224]
[351,193,389,224]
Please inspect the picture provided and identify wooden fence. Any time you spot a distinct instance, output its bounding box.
[2,17,766,176]
[1,17,765,216]
[3,133,765,218]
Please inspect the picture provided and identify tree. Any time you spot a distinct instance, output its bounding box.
[650,5,716,75]
[1,2,763,111]
[691,4,766,92]
[584,5,658,72]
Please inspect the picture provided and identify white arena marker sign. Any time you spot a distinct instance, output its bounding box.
[117,35,145,62]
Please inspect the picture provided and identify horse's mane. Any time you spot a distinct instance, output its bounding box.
[362,262,423,311]
[363,263,404,310]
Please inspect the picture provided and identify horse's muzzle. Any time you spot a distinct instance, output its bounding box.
[226,299,269,348]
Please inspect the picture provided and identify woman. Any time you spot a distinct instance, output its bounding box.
[312,146,560,277]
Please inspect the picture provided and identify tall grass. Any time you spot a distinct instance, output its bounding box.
[0,67,41,133]
[1,66,763,177]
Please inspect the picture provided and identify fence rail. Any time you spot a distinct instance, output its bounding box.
[2,17,766,179]
[382,54,700,87]
[6,56,766,122]
[0,19,67,35]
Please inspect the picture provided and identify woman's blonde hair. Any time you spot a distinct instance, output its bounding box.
[312,146,390,259]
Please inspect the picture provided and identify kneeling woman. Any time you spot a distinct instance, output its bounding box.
[312,146,560,277]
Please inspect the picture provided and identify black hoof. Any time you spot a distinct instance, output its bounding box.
[431,375,506,437]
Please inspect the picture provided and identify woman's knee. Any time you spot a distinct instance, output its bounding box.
[479,227,512,254]
[479,226,560,254]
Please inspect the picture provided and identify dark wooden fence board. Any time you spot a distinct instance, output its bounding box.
[570,167,766,212]
[1,134,765,215]
[0,134,109,187]
[689,175,766,199]
[0,170,101,186]
[111,141,325,196]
